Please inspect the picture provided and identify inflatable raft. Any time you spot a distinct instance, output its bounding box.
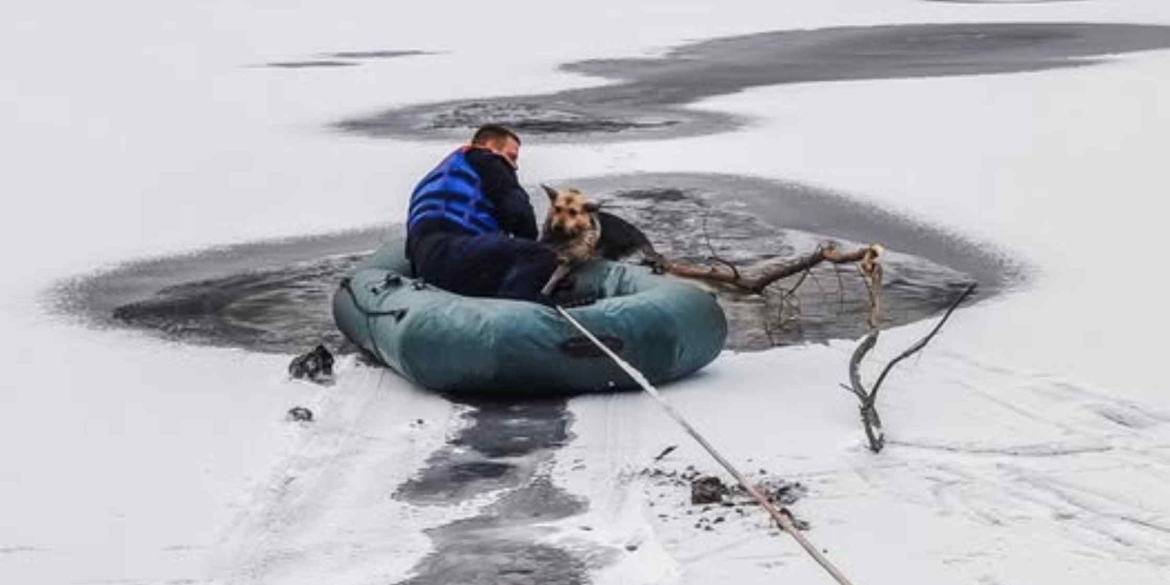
[332,238,726,393]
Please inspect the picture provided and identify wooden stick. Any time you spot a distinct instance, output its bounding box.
[864,282,978,409]
[665,244,882,295]
[848,331,884,452]
[555,305,858,585]
[848,282,976,452]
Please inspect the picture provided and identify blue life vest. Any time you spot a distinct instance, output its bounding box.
[408,149,500,236]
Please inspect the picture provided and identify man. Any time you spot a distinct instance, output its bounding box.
[406,124,557,303]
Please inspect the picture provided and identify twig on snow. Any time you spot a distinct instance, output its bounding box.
[847,282,977,452]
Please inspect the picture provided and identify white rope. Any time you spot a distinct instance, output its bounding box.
[555,305,857,585]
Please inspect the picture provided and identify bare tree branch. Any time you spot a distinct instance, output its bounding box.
[661,236,971,455]
[665,244,883,295]
[848,330,880,403]
[864,283,978,409]
[666,229,975,454]
[700,205,740,280]
[846,282,977,452]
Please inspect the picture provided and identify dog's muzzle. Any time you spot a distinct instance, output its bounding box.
[547,224,574,240]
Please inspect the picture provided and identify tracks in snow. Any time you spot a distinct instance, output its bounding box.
[206,363,457,585]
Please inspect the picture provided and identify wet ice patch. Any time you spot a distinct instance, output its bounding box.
[323,50,433,60]
[421,101,679,135]
[338,22,1170,142]
[395,396,590,585]
[263,60,358,69]
[261,49,433,70]
[396,398,572,504]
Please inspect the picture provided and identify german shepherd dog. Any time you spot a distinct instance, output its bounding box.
[539,184,664,297]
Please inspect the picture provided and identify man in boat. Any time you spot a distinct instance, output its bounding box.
[406,124,557,303]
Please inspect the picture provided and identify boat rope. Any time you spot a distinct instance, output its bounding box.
[338,277,411,318]
[554,304,858,585]
[339,276,409,364]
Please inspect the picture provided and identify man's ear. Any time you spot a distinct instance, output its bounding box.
[540,184,558,201]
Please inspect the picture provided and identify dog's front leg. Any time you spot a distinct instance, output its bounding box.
[642,251,669,274]
[541,262,574,297]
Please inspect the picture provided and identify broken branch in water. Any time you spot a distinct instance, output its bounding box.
[662,233,973,454]
[664,243,884,295]
[700,205,741,281]
[662,239,890,451]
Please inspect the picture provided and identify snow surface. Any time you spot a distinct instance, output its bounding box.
[3,0,1170,583]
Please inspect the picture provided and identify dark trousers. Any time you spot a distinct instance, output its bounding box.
[411,232,558,304]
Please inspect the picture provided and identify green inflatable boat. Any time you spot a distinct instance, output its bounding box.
[332,238,727,394]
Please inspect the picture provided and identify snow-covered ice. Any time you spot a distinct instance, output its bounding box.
[3,1,1170,584]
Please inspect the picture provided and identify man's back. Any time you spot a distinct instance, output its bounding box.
[403,125,555,304]
[407,147,538,253]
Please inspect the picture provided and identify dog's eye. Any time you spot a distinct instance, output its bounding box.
[569,210,578,217]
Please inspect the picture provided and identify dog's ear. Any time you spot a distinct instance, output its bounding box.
[583,201,602,213]
[540,184,559,202]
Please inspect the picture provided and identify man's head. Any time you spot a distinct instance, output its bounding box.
[471,124,521,169]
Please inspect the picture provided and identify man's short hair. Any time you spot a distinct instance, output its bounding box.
[472,124,521,146]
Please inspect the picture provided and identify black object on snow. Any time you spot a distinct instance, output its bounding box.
[287,406,314,422]
[691,475,729,505]
[772,480,808,506]
[289,344,335,382]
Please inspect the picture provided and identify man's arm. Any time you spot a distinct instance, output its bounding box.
[468,150,539,239]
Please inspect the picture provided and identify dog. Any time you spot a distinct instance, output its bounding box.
[539,184,665,297]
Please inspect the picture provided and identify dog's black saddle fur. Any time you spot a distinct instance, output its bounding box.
[595,211,661,263]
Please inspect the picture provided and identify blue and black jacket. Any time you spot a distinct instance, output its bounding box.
[406,146,538,256]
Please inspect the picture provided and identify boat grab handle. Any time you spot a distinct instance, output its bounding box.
[559,336,623,358]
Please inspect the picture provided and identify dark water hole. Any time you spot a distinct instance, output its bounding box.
[50,174,1013,355]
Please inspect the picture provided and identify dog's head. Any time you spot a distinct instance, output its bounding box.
[541,184,600,241]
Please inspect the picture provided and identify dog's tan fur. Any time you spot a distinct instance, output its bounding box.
[539,185,601,296]
[542,186,600,261]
